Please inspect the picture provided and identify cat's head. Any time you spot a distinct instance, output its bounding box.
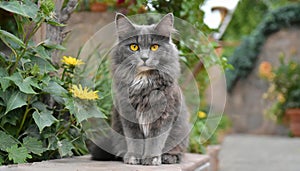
[112,13,180,82]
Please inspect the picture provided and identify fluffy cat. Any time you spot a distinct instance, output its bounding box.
[89,13,190,165]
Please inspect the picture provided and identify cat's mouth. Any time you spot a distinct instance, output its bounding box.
[136,65,155,73]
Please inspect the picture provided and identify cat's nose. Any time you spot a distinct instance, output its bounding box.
[141,56,148,62]
[141,54,148,62]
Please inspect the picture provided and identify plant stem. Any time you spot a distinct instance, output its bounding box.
[61,68,67,81]
[16,105,31,138]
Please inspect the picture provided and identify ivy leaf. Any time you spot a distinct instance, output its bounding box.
[0,1,38,19]
[30,56,56,74]
[23,136,46,156]
[69,99,106,123]
[5,91,27,115]
[32,110,57,132]
[43,81,68,104]
[0,67,10,92]
[0,131,18,151]
[0,29,25,48]
[57,139,74,157]
[5,72,37,94]
[1,109,22,126]
[6,145,32,164]
[46,134,58,151]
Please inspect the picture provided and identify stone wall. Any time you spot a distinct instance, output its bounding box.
[63,12,115,57]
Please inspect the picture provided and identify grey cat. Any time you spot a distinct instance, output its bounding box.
[89,13,190,165]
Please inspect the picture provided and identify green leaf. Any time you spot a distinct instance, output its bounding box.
[5,91,27,115]
[1,109,21,126]
[0,131,18,151]
[5,73,37,94]
[72,99,106,123]
[46,135,58,151]
[6,144,32,164]
[32,110,57,132]
[34,45,51,60]
[30,56,56,74]
[23,136,46,156]
[57,139,74,157]
[0,1,38,19]
[46,18,66,27]
[0,67,10,91]
[43,81,67,104]
[43,39,66,50]
[0,155,4,165]
[0,29,25,48]
[40,0,55,16]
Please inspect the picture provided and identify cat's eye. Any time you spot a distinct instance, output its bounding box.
[129,44,139,51]
[150,44,159,51]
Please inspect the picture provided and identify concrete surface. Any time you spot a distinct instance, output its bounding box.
[219,134,300,171]
[0,153,210,171]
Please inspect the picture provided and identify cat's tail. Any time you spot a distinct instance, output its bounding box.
[86,127,126,161]
[87,138,122,161]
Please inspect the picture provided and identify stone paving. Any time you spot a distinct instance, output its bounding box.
[0,153,210,171]
[219,134,300,171]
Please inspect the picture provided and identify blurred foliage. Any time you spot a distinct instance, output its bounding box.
[221,0,268,58]
[189,113,231,153]
[260,56,300,123]
[225,3,300,91]
[222,0,268,41]
[222,0,300,57]
[262,0,300,10]
[151,0,210,32]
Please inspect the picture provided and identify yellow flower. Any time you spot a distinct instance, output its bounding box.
[69,84,99,100]
[61,56,84,66]
[290,63,297,70]
[197,111,207,119]
[277,93,285,103]
[259,61,274,80]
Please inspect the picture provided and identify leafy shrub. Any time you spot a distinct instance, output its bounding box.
[260,57,300,122]
[0,1,105,165]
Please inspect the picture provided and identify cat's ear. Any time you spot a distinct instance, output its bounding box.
[115,13,135,39]
[155,13,174,38]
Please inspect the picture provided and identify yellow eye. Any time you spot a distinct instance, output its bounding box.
[130,44,139,51]
[150,44,159,51]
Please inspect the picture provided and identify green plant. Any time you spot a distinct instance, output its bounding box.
[0,0,105,165]
[189,111,231,153]
[226,3,300,91]
[259,57,300,122]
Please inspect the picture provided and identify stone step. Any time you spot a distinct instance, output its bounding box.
[1,153,210,171]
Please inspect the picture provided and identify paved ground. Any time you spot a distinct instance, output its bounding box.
[0,153,210,171]
[219,134,300,171]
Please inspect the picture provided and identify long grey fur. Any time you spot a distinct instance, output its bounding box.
[89,13,190,165]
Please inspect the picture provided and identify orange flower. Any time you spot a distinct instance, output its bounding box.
[259,61,274,80]
[277,93,285,103]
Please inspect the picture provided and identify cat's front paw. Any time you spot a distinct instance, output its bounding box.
[162,153,181,164]
[142,156,161,165]
[123,153,141,165]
